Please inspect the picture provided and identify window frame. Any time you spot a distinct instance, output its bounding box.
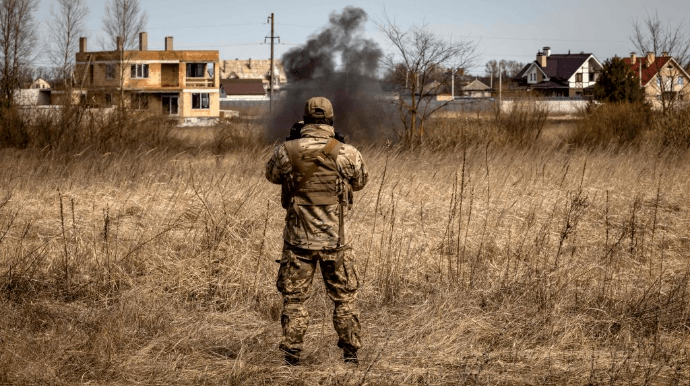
[191,92,210,109]
[131,93,149,110]
[130,64,149,79]
[186,63,206,78]
[106,63,115,79]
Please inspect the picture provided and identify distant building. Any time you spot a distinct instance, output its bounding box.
[219,58,287,92]
[15,77,51,106]
[623,51,690,108]
[513,46,603,98]
[75,32,220,125]
[30,78,51,90]
[461,79,491,98]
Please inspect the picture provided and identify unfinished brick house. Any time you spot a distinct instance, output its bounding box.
[75,32,219,125]
[219,58,287,92]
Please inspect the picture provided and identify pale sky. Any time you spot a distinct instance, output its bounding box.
[34,0,690,75]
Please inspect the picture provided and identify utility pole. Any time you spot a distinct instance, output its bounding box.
[451,68,455,99]
[499,65,502,112]
[265,13,279,115]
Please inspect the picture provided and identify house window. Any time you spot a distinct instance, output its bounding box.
[131,94,149,110]
[590,72,595,82]
[192,93,209,109]
[576,73,583,82]
[186,63,206,78]
[679,77,684,86]
[130,64,149,79]
[105,93,113,106]
[106,64,115,79]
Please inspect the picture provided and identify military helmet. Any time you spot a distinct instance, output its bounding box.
[304,96,334,119]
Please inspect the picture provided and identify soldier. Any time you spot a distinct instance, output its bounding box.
[265,96,368,366]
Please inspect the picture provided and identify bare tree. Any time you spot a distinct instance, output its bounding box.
[46,0,88,88]
[377,14,478,143]
[101,0,147,108]
[0,0,37,108]
[485,59,525,87]
[630,12,690,112]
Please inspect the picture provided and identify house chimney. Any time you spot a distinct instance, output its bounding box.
[646,51,655,66]
[139,32,147,51]
[661,51,668,57]
[116,36,123,51]
[248,58,253,69]
[543,46,551,57]
[537,51,547,67]
[79,37,87,53]
[165,36,173,51]
[630,52,636,65]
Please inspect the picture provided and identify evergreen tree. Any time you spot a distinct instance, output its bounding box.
[592,57,645,103]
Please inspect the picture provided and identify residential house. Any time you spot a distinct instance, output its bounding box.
[75,33,220,124]
[514,47,603,97]
[623,52,690,108]
[219,58,287,92]
[30,78,51,90]
[461,79,491,98]
[15,77,51,106]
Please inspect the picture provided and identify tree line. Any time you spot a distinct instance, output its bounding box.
[0,0,147,110]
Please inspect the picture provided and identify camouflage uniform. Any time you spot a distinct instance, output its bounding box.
[266,117,368,360]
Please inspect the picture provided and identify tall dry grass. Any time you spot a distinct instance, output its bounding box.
[1,107,690,384]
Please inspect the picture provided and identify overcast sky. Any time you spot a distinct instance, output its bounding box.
[34,0,690,75]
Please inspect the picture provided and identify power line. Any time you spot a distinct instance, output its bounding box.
[444,34,629,44]
[146,22,264,30]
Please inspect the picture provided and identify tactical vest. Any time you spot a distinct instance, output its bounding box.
[283,138,343,208]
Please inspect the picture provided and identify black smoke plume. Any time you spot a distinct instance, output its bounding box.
[268,7,394,143]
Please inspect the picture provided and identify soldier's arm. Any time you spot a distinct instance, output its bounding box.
[348,150,368,192]
[265,143,291,185]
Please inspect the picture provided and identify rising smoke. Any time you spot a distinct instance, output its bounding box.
[268,7,394,142]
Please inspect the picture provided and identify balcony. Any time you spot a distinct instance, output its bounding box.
[185,78,215,88]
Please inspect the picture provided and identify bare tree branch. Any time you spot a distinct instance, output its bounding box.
[0,0,37,107]
[630,11,690,113]
[376,13,478,144]
[46,0,88,87]
[100,0,147,109]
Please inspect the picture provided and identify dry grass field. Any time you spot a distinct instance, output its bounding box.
[1,113,690,385]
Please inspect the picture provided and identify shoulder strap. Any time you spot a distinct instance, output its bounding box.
[285,139,301,171]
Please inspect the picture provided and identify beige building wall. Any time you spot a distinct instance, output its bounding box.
[75,46,220,121]
[180,91,220,118]
[644,63,690,108]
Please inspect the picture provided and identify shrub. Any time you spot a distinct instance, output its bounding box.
[1,106,182,154]
[568,102,651,147]
[0,107,31,148]
[656,104,690,149]
[212,118,265,153]
[494,96,550,145]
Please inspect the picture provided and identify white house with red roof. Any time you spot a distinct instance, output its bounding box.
[513,47,603,98]
[623,52,690,109]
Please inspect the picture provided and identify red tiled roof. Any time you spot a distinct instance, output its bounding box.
[623,56,672,86]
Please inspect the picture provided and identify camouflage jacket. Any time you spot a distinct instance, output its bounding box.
[266,124,368,250]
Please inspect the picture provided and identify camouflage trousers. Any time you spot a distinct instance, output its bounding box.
[276,244,361,354]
